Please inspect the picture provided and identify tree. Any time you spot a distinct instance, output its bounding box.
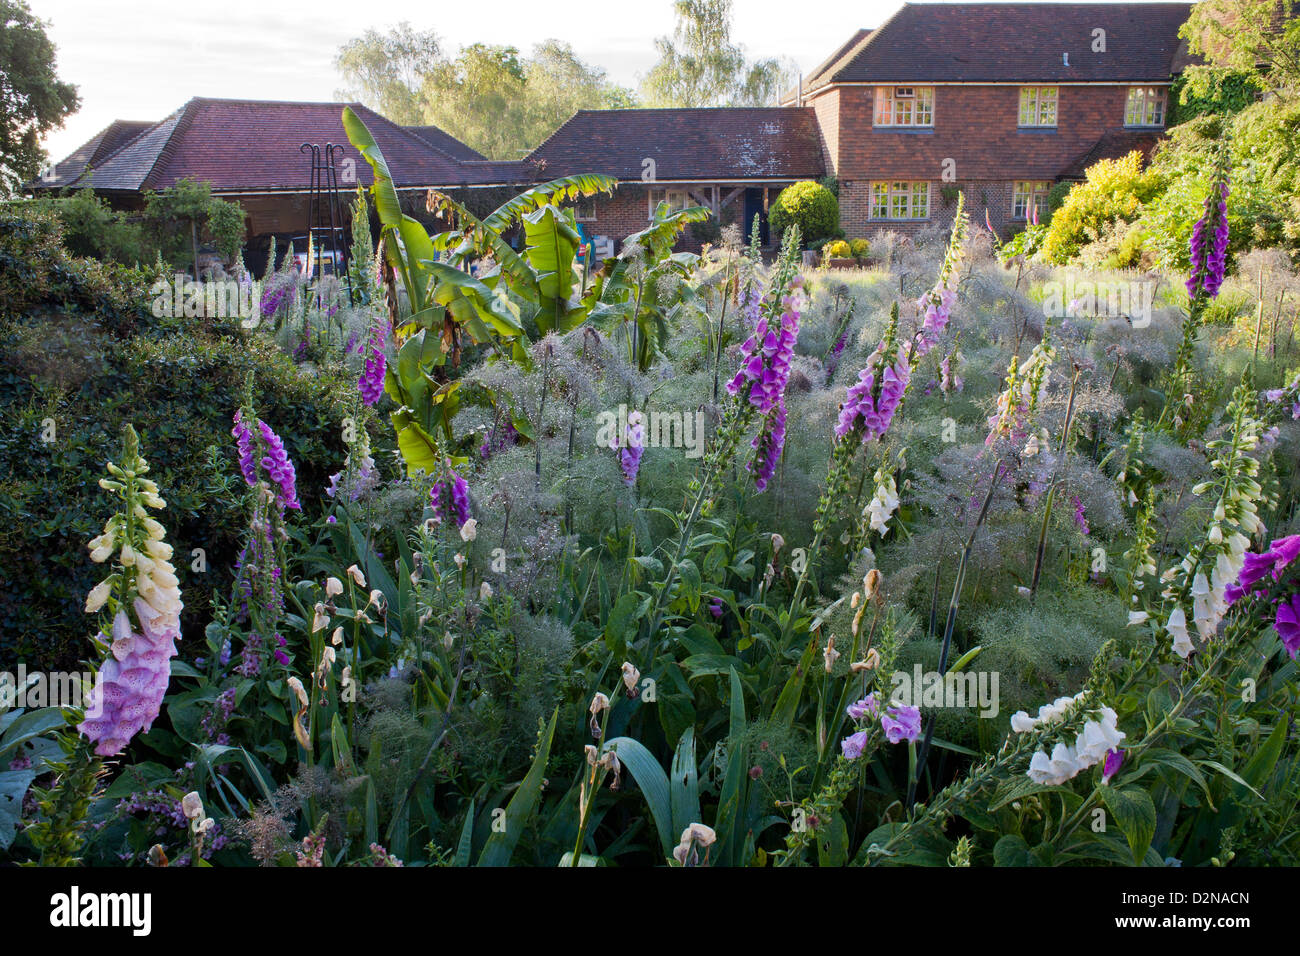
[522,41,636,141]
[334,22,442,125]
[336,26,638,159]
[1182,0,1300,93]
[419,41,637,159]
[421,44,531,159]
[143,179,246,276]
[640,0,793,107]
[0,0,79,197]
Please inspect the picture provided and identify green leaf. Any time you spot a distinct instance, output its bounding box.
[423,262,523,338]
[1101,786,1156,863]
[669,727,701,843]
[714,668,748,865]
[477,709,558,866]
[770,635,817,729]
[603,736,674,859]
[454,800,476,867]
[484,174,617,233]
[0,769,37,850]
[0,708,65,760]
[341,107,402,225]
[993,833,1035,867]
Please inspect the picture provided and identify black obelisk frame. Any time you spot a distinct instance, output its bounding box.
[300,142,355,307]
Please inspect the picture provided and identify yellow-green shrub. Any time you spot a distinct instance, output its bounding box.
[1040,152,1161,263]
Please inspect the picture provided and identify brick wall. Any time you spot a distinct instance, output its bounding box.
[810,87,840,176]
[840,180,1023,240]
[807,82,1160,238]
[577,182,754,253]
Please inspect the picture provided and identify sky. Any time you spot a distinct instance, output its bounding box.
[30,0,1150,162]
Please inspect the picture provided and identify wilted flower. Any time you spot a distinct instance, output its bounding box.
[620,661,640,696]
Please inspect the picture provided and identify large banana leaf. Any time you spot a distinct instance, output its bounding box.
[484,174,617,233]
[624,203,711,260]
[427,190,540,300]
[342,106,402,225]
[522,205,584,334]
[421,261,523,340]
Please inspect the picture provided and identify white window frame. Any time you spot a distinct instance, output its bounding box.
[869,181,931,220]
[574,199,597,222]
[648,187,690,219]
[1012,181,1051,220]
[1124,86,1166,127]
[873,86,934,127]
[1018,87,1058,127]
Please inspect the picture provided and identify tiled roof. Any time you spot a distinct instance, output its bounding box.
[32,98,512,194]
[527,107,826,181]
[805,2,1195,89]
[1059,128,1162,179]
[36,120,154,189]
[403,125,488,162]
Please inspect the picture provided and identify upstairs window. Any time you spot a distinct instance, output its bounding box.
[1124,86,1166,126]
[873,87,934,127]
[870,181,930,220]
[1012,181,1051,221]
[1018,87,1058,127]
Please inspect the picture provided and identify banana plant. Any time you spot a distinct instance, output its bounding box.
[343,109,605,473]
[584,201,711,372]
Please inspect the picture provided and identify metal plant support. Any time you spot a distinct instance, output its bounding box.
[300,142,355,306]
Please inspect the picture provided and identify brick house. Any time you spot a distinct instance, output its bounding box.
[29,97,523,271]
[32,3,1197,255]
[784,1,1195,238]
[525,107,825,251]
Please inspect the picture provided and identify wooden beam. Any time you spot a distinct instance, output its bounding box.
[719,186,745,209]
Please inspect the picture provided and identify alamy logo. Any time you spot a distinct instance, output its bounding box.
[595,403,706,459]
[0,666,99,717]
[49,887,152,936]
[1041,274,1154,328]
[150,274,262,327]
[890,665,1000,718]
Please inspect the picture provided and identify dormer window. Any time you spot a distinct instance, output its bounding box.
[873,87,934,127]
[1124,87,1166,127]
[1018,87,1058,127]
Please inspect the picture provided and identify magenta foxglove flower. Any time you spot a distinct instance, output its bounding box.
[751,397,787,492]
[78,600,179,756]
[836,342,910,444]
[1227,533,1300,604]
[232,411,301,510]
[1276,593,1300,660]
[231,410,258,486]
[841,730,869,760]
[619,411,645,485]
[451,473,471,527]
[1073,495,1090,536]
[1102,748,1125,784]
[358,325,386,406]
[881,703,922,744]
[1186,176,1230,300]
[726,284,802,491]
